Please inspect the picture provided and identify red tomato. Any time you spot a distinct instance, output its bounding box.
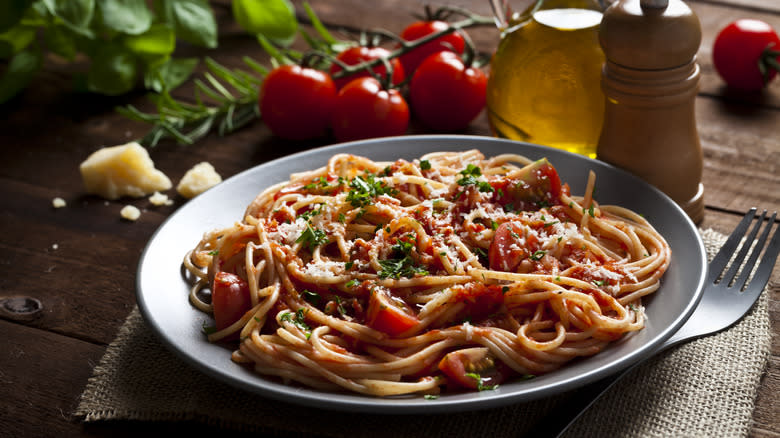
[330,77,409,142]
[508,158,562,209]
[259,65,336,140]
[438,347,508,390]
[212,271,251,331]
[329,46,405,89]
[366,287,419,336]
[489,222,528,272]
[408,51,487,131]
[713,19,780,91]
[399,20,466,74]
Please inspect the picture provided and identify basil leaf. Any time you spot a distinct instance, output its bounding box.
[44,24,77,60]
[0,0,35,33]
[0,47,41,103]
[124,23,175,56]
[42,0,95,37]
[144,57,198,92]
[169,0,217,49]
[0,24,36,57]
[233,0,297,46]
[87,44,137,95]
[97,0,152,35]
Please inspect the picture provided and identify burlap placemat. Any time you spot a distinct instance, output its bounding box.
[75,229,772,437]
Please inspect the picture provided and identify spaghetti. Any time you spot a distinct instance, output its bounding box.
[184,150,670,396]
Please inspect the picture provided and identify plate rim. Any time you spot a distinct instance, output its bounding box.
[136,134,707,413]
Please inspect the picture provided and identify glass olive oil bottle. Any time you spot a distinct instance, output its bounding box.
[487,0,605,157]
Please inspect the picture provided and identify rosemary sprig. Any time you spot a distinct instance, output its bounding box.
[117,57,262,148]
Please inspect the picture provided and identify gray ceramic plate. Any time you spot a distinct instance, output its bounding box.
[137,135,706,413]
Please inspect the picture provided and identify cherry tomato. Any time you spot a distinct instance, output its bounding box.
[366,286,419,336]
[438,347,508,390]
[713,19,780,91]
[489,222,528,272]
[330,77,409,142]
[409,51,487,131]
[507,158,562,209]
[399,20,466,74]
[212,271,251,331]
[329,46,405,90]
[259,64,336,140]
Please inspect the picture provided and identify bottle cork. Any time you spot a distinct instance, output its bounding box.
[596,0,704,223]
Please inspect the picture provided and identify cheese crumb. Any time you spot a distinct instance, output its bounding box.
[120,205,141,221]
[52,197,67,208]
[149,191,173,206]
[177,162,222,199]
[80,142,172,200]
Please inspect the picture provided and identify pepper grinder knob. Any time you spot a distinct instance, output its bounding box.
[596,0,705,223]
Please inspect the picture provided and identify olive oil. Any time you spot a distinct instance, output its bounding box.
[487,3,605,158]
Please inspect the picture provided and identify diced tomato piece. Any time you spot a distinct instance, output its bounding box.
[489,222,527,272]
[366,287,419,336]
[438,347,508,390]
[507,158,562,209]
[212,271,251,331]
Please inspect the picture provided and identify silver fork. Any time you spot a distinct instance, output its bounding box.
[546,208,780,438]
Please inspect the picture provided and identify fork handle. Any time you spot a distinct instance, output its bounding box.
[536,335,689,438]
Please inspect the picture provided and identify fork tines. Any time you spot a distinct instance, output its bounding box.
[708,208,780,291]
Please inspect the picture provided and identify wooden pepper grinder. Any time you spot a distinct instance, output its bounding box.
[596,0,704,223]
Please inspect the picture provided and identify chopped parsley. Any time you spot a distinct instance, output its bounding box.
[346,173,397,208]
[303,176,329,190]
[466,372,499,391]
[584,204,595,217]
[502,286,509,294]
[296,224,328,251]
[207,250,219,256]
[302,289,320,306]
[455,164,494,193]
[491,220,499,231]
[201,321,217,335]
[280,308,311,337]
[378,237,428,279]
[592,280,606,287]
[420,160,431,170]
[529,250,547,261]
[337,213,346,223]
[344,261,354,270]
[345,279,359,288]
[299,204,324,221]
[424,394,439,400]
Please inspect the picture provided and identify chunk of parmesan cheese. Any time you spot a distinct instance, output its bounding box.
[120,205,141,221]
[148,191,173,206]
[177,162,222,199]
[80,142,172,200]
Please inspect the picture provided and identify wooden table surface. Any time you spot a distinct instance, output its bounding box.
[1,0,778,436]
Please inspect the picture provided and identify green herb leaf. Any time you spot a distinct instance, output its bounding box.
[43,24,77,60]
[97,0,152,35]
[123,23,175,56]
[166,0,217,49]
[346,173,397,208]
[233,0,297,46]
[420,159,431,170]
[280,308,311,336]
[466,372,498,391]
[86,44,137,95]
[42,0,95,37]
[296,224,329,251]
[302,289,320,306]
[0,47,41,103]
[529,250,546,261]
[143,56,198,92]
